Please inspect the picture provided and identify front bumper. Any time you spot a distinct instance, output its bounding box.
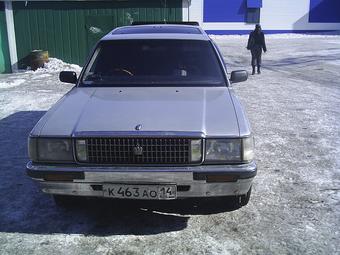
[26,161,257,198]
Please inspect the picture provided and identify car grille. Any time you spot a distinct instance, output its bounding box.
[84,137,192,165]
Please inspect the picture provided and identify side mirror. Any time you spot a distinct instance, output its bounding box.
[230,70,248,84]
[59,71,77,84]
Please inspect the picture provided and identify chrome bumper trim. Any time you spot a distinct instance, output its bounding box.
[27,161,256,198]
[38,178,253,198]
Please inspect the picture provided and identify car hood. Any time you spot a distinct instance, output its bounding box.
[33,87,240,137]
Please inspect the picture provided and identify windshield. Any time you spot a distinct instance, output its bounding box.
[81,39,226,87]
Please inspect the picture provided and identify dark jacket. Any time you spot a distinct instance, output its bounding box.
[247,31,267,52]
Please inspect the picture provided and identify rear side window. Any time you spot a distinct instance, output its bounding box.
[81,39,226,87]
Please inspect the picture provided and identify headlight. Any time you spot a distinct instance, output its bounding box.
[205,137,254,163]
[28,137,74,162]
[190,139,202,163]
[205,139,242,162]
[75,139,88,162]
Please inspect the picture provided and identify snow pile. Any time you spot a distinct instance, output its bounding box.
[25,57,82,74]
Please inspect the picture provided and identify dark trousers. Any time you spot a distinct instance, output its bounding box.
[251,45,262,67]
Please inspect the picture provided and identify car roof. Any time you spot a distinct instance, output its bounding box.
[101,24,211,41]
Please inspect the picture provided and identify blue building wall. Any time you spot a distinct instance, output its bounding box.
[309,0,340,23]
[203,0,340,24]
[203,0,247,22]
[247,0,262,8]
[203,0,263,23]
[198,0,340,34]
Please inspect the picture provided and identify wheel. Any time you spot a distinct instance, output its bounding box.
[239,186,252,207]
[53,195,78,208]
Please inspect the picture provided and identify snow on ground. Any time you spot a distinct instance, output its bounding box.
[0,58,81,119]
[209,31,340,40]
[0,78,26,89]
[0,35,339,255]
[0,58,81,91]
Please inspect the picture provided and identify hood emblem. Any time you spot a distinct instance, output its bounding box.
[135,124,142,131]
[133,144,143,156]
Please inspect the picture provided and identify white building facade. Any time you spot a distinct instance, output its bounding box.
[183,0,340,34]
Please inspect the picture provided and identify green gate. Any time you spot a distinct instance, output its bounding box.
[0,2,11,73]
[13,0,183,67]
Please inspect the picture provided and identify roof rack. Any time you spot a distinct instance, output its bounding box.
[131,21,199,26]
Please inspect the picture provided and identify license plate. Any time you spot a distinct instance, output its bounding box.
[102,184,177,200]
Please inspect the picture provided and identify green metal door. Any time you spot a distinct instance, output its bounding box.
[85,15,116,51]
[12,0,183,67]
[0,2,11,73]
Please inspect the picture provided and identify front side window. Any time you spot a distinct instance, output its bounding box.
[81,39,226,87]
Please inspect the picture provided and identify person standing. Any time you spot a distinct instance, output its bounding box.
[247,24,267,75]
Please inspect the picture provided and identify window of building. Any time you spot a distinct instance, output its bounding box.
[246,8,261,24]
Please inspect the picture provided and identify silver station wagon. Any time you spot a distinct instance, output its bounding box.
[27,23,257,208]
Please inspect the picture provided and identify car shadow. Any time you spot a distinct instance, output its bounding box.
[0,111,239,236]
[265,54,340,68]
